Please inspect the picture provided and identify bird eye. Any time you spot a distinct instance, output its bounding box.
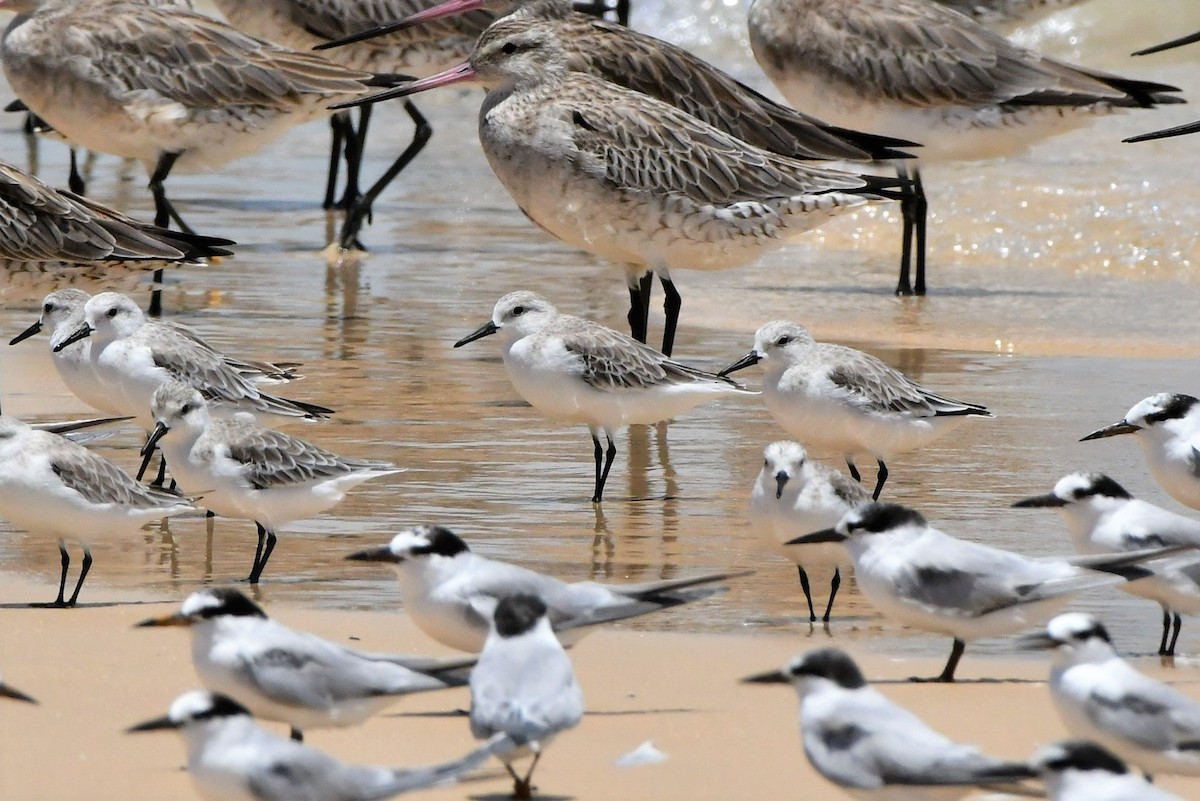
[106,307,119,318]
[42,302,52,313]
[501,41,518,55]
[179,404,192,415]
[775,336,790,346]
[512,305,525,316]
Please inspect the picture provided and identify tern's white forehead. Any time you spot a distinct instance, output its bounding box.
[1051,472,1098,500]
[386,528,434,556]
[168,690,220,722]
[752,320,814,354]
[1046,612,1101,641]
[762,440,807,471]
[179,589,223,617]
[1126,393,1199,427]
[491,290,556,327]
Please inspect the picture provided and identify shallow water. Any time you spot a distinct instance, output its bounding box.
[0,0,1199,663]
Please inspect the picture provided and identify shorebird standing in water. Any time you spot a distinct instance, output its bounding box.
[337,17,905,356]
[323,0,920,294]
[747,0,1183,296]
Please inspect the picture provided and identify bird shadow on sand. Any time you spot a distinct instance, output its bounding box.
[874,677,1044,686]
[389,708,701,721]
[470,793,571,801]
[1,598,164,610]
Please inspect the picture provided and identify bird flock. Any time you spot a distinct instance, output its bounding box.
[0,1,1197,800]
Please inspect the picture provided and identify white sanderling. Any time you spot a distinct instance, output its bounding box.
[1015,471,1200,655]
[144,380,401,583]
[1033,740,1186,801]
[55,292,331,432]
[721,320,991,500]
[746,0,1182,295]
[1028,612,1200,778]
[0,672,35,704]
[743,648,1036,797]
[10,290,300,418]
[0,414,195,607]
[748,440,869,623]
[0,0,373,236]
[128,690,508,801]
[1082,394,1200,512]
[469,594,584,800]
[454,291,754,503]
[137,588,470,741]
[346,524,740,652]
[336,17,904,357]
[0,160,231,302]
[787,502,1174,682]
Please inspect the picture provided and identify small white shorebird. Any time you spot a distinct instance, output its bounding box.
[787,502,1175,682]
[137,588,471,741]
[0,415,195,607]
[346,525,740,652]
[144,381,401,583]
[0,0,373,238]
[1032,740,1187,801]
[0,672,36,704]
[0,161,231,301]
[335,17,905,357]
[128,690,508,801]
[742,648,1036,798]
[454,291,754,503]
[469,594,584,800]
[748,440,869,623]
[721,321,991,500]
[1082,394,1200,512]
[55,292,332,433]
[1028,612,1200,778]
[1015,471,1200,655]
[11,289,300,418]
[746,0,1182,295]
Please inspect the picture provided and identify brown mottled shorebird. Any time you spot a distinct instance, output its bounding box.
[335,18,906,356]
[0,0,373,255]
[747,0,1183,295]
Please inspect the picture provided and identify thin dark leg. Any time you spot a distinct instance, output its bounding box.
[896,161,914,296]
[937,638,965,682]
[659,275,682,357]
[592,434,618,504]
[147,150,189,319]
[289,727,304,742]
[616,0,630,25]
[822,568,841,623]
[53,543,70,606]
[1159,607,1171,655]
[65,548,92,606]
[1168,612,1184,656]
[515,751,542,800]
[248,529,277,584]
[911,169,927,295]
[323,113,348,209]
[846,460,861,483]
[591,434,604,503]
[797,566,816,622]
[338,101,431,250]
[335,106,371,211]
[250,523,267,582]
[626,275,648,344]
[150,456,167,488]
[68,148,86,195]
[871,460,888,501]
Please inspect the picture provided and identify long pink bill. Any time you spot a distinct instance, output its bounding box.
[330,61,478,110]
[314,0,486,51]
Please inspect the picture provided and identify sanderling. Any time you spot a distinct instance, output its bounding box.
[137,588,469,740]
[1028,613,1200,778]
[0,0,372,236]
[747,0,1182,295]
[128,690,509,801]
[55,292,331,432]
[1081,393,1200,511]
[748,440,869,623]
[0,415,195,607]
[1032,740,1186,801]
[1015,471,1200,655]
[743,648,1036,796]
[787,502,1175,682]
[722,320,991,500]
[335,17,904,356]
[469,594,584,800]
[145,381,400,583]
[346,524,740,652]
[454,291,753,502]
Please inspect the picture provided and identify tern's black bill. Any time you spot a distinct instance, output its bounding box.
[784,528,847,546]
[1079,422,1140,441]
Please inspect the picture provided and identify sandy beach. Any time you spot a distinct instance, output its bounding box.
[2,575,1200,800]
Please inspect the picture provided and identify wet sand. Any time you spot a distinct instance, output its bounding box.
[2,576,1199,800]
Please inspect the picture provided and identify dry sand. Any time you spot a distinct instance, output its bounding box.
[2,576,1199,801]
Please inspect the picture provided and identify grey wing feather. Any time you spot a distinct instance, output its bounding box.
[825,348,988,417]
[1085,682,1200,751]
[219,421,393,489]
[48,437,187,509]
[562,321,741,391]
[562,77,886,207]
